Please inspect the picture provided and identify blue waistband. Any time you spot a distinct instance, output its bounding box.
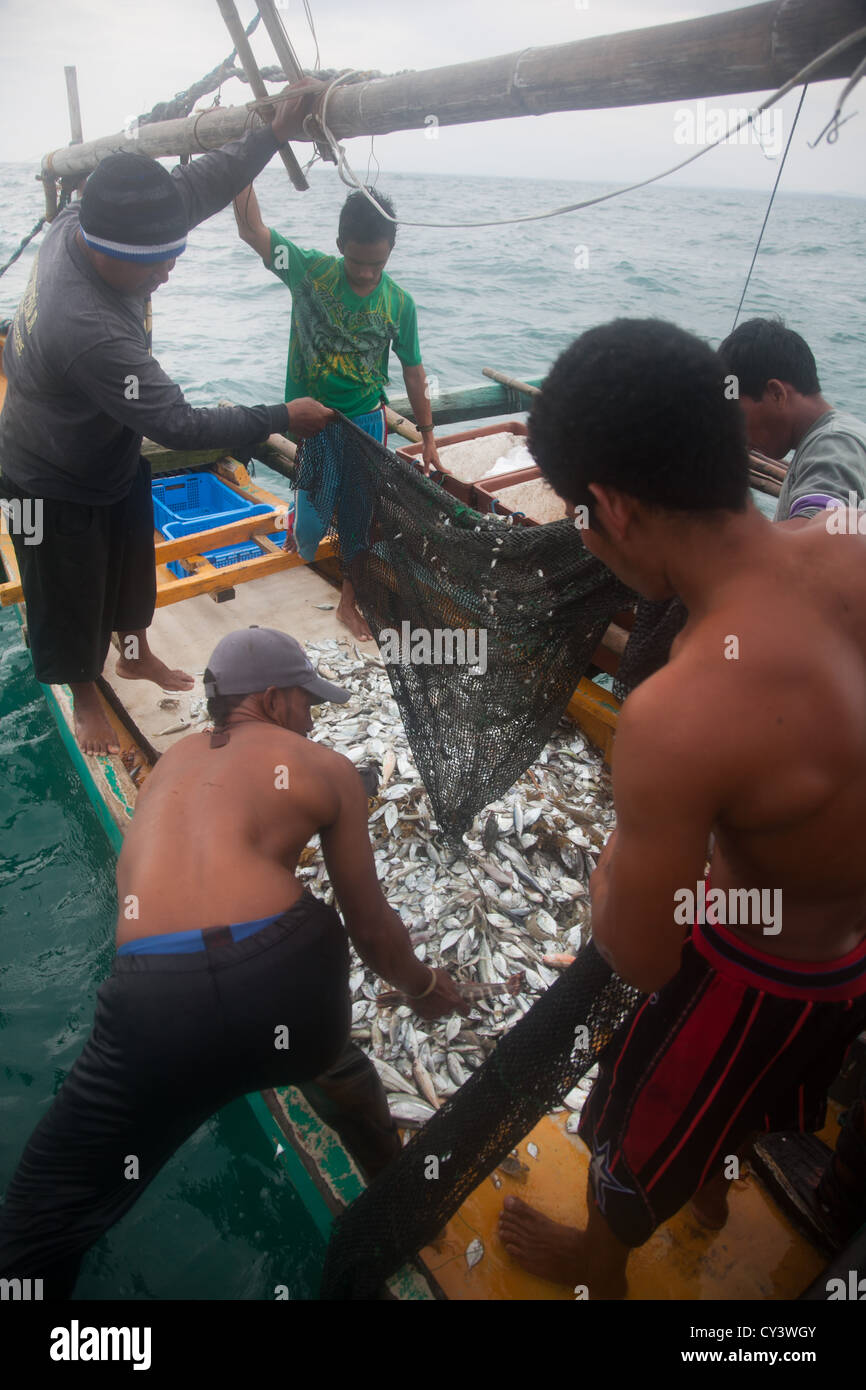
[116,911,286,956]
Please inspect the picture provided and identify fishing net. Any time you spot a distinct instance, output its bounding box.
[614,596,687,700]
[319,938,642,1299]
[292,418,673,1297]
[295,415,643,837]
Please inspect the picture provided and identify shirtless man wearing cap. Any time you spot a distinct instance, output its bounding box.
[0,626,466,1298]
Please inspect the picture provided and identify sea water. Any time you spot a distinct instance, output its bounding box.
[1,163,864,1298]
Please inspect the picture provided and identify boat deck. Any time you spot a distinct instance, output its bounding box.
[418,1108,836,1300]
[104,561,351,756]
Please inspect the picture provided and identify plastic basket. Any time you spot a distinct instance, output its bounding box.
[152,472,273,539]
[167,531,288,581]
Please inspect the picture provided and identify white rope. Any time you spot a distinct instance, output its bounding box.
[312,25,866,230]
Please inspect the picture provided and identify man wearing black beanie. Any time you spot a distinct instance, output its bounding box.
[0,83,332,755]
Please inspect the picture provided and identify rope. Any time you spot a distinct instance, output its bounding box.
[0,217,46,280]
[313,24,866,231]
[731,84,809,334]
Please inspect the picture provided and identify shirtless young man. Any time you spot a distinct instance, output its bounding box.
[498,318,866,1297]
[0,627,466,1298]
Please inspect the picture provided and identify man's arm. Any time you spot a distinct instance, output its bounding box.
[402,363,440,473]
[233,183,272,265]
[171,85,321,232]
[777,429,866,522]
[320,753,467,1018]
[64,336,332,448]
[589,667,724,993]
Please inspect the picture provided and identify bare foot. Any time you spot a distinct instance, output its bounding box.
[115,653,194,691]
[336,599,373,643]
[498,1195,627,1297]
[71,685,121,757]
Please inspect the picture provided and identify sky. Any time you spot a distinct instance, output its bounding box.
[0,0,864,196]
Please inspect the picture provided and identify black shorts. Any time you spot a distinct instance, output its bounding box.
[0,893,356,1298]
[2,456,156,684]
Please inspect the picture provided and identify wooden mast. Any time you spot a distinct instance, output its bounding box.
[41,0,866,179]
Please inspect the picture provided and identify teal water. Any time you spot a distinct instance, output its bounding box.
[1,164,864,1298]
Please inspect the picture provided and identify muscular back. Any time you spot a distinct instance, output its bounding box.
[675,516,866,956]
[115,724,346,942]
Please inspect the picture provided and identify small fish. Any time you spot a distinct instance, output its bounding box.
[156,720,190,737]
[465,1238,484,1269]
[566,1112,582,1134]
[542,952,576,970]
[384,802,399,831]
[445,1015,461,1043]
[413,1058,441,1109]
[481,813,499,851]
[446,1052,470,1087]
[380,747,397,788]
[527,1141,539,1159]
[388,1097,436,1126]
[497,1154,529,1182]
[314,603,335,610]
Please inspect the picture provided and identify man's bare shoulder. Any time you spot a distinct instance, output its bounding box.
[148,726,361,780]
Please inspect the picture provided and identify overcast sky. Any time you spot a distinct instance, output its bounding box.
[1,0,864,196]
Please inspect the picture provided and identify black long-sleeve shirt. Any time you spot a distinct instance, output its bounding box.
[0,126,288,504]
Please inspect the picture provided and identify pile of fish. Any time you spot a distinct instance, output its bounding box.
[300,637,612,1133]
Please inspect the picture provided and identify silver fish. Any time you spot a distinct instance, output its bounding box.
[465,1238,484,1269]
[388,1097,436,1126]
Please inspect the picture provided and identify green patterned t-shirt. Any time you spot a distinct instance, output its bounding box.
[268,228,422,417]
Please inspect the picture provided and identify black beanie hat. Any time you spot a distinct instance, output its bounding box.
[79,153,187,264]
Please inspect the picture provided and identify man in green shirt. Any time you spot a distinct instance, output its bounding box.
[234,184,440,641]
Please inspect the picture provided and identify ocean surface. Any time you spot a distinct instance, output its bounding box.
[1,163,864,1299]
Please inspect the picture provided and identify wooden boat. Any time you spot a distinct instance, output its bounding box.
[3,0,864,1301]
[1,326,852,1301]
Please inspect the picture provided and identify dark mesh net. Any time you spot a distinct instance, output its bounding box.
[320,940,642,1299]
[296,416,638,836]
[614,596,687,701]
[292,417,670,1298]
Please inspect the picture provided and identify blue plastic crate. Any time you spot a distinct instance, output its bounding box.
[168,532,288,580]
[152,472,273,539]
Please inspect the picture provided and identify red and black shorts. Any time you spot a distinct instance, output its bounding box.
[577,916,866,1246]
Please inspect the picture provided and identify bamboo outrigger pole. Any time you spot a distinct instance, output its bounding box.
[41,0,866,180]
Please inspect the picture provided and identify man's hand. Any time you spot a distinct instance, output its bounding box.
[409,967,471,1021]
[287,397,335,438]
[421,434,441,475]
[269,79,326,147]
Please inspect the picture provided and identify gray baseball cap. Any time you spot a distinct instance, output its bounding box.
[203,627,350,704]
